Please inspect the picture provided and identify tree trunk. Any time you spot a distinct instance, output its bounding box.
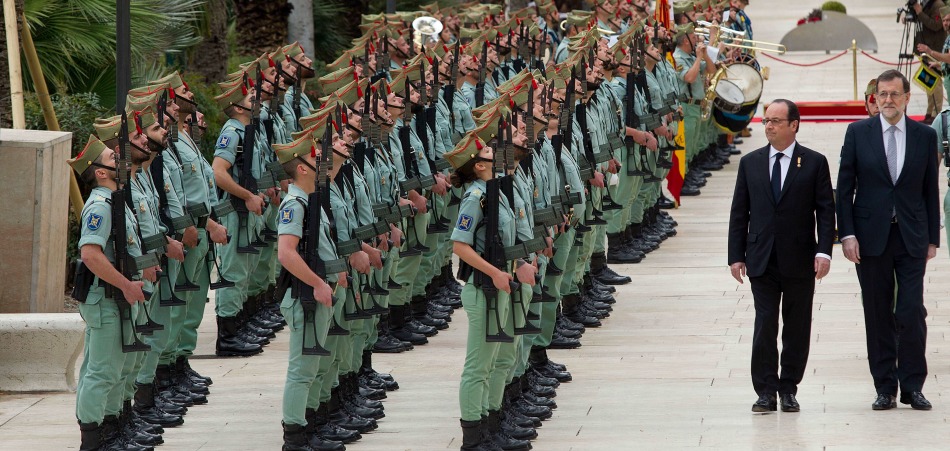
[233,0,291,58]
[191,0,228,83]
[287,0,313,60]
[0,0,24,129]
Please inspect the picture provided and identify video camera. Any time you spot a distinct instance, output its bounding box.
[897,0,929,22]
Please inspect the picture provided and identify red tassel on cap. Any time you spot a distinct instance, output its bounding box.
[342,110,348,125]
[268,57,276,68]
[168,87,176,99]
[331,120,340,132]
[357,84,363,98]
[425,55,433,65]
[531,79,539,89]
[386,84,392,95]
[182,80,189,91]
[475,138,483,150]
[133,111,143,135]
[443,44,449,53]
[248,78,256,88]
[241,84,248,96]
[311,144,317,158]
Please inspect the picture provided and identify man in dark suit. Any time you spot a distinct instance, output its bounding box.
[728,99,836,413]
[837,69,940,411]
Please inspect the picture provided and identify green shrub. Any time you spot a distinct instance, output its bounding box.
[24,92,108,158]
[821,1,847,14]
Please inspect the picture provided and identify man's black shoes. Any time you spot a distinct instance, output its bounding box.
[900,391,932,410]
[872,393,897,411]
[779,393,800,412]
[751,393,777,413]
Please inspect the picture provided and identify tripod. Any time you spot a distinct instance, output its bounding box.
[897,6,923,79]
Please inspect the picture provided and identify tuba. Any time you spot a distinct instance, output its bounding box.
[412,16,444,53]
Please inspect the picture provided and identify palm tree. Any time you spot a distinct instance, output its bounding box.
[21,0,205,108]
[1,0,25,128]
[191,0,230,83]
[233,0,290,58]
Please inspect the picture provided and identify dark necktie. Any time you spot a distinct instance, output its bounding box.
[772,153,783,201]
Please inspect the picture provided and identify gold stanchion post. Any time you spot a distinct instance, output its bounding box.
[852,39,858,101]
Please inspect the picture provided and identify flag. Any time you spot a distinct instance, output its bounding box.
[667,120,687,205]
[655,0,672,29]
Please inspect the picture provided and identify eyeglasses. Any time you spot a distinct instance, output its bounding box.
[876,91,907,100]
[761,118,790,126]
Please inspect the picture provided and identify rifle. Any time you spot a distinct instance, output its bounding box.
[635,35,664,182]
[444,44,460,139]
[294,125,346,356]
[111,112,162,353]
[397,82,431,257]
[625,34,651,178]
[230,71,266,254]
[474,43,488,107]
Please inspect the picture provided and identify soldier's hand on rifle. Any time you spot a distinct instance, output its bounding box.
[363,243,383,269]
[208,220,229,245]
[590,171,606,188]
[542,237,554,258]
[516,260,538,286]
[182,226,199,248]
[377,233,390,252]
[408,190,428,213]
[432,173,449,195]
[390,224,404,248]
[166,237,186,262]
[246,193,265,215]
[122,280,147,305]
[654,125,672,141]
[313,279,334,308]
[337,272,349,288]
[142,266,160,284]
[265,187,280,204]
[492,268,515,293]
[607,158,620,174]
[350,251,372,274]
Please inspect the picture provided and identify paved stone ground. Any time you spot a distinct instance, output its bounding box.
[4,1,950,449]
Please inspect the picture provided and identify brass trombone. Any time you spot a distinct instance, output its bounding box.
[695,29,787,55]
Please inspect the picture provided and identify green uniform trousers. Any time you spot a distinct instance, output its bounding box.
[459,283,511,421]
[249,202,279,296]
[76,295,130,423]
[215,212,262,317]
[170,228,210,360]
[280,296,332,426]
[389,212,429,306]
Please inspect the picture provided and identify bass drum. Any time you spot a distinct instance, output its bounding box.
[712,62,763,134]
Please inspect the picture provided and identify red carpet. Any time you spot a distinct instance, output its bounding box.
[755,101,925,123]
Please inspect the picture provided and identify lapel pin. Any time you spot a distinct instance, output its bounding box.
[797,156,801,168]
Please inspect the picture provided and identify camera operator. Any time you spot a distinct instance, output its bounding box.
[917,7,950,110]
[911,0,948,123]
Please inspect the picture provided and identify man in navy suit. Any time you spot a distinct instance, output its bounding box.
[837,69,940,411]
[728,99,836,413]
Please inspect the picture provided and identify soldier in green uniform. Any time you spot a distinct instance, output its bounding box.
[211,81,268,357]
[385,71,438,343]
[446,131,521,451]
[273,127,348,451]
[148,72,231,385]
[673,23,718,170]
[70,134,151,450]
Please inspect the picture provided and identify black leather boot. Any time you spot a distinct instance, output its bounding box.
[590,252,630,286]
[372,314,410,353]
[177,356,212,386]
[328,387,376,433]
[389,305,429,344]
[133,382,184,427]
[308,406,359,444]
[606,233,641,263]
[460,419,485,451]
[282,422,317,451]
[216,315,263,357]
[156,364,207,405]
[79,421,103,451]
[528,348,571,382]
[174,358,210,395]
[121,401,163,447]
[411,295,448,330]
[101,414,150,451]
[487,410,532,450]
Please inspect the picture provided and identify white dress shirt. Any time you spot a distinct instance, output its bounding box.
[769,141,830,261]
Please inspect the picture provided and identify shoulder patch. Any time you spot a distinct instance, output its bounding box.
[279,207,294,224]
[456,214,474,231]
[87,213,103,231]
[217,135,231,149]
